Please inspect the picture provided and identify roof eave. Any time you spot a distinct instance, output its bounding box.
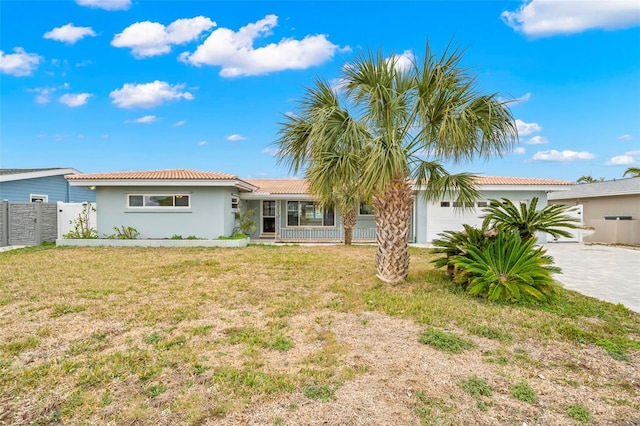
[1,168,81,182]
[67,179,257,191]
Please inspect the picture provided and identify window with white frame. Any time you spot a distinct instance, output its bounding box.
[30,194,48,202]
[128,194,190,208]
[287,201,334,226]
[231,194,239,210]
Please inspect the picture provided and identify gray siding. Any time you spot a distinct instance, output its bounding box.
[0,175,95,203]
[96,186,236,239]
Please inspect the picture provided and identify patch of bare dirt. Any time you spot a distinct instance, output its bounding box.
[215,311,640,426]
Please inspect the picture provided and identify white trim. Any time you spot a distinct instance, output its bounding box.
[67,178,256,192]
[126,193,191,209]
[1,168,81,182]
[30,194,49,202]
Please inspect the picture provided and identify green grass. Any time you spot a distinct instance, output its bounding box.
[0,244,637,424]
[419,328,476,353]
[510,380,539,403]
[567,403,592,424]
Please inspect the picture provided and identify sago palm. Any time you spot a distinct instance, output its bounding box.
[481,197,580,241]
[277,43,517,283]
[450,231,559,302]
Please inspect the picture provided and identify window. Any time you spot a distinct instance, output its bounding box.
[440,201,450,207]
[359,204,374,215]
[477,201,488,208]
[286,201,334,227]
[231,194,239,210]
[128,194,190,208]
[451,201,475,208]
[30,194,48,202]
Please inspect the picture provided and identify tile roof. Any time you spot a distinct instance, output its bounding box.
[244,179,309,194]
[65,169,239,180]
[246,176,571,194]
[472,176,573,185]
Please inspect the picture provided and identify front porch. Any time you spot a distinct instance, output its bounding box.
[275,226,376,243]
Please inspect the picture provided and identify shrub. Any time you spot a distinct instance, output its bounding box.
[107,226,139,240]
[233,208,257,237]
[63,202,97,239]
[481,197,580,241]
[450,231,559,303]
[431,224,497,279]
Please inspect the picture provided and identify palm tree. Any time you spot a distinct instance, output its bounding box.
[623,167,640,178]
[481,197,580,241]
[277,44,517,283]
[277,80,368,245]
[576,175,597,184]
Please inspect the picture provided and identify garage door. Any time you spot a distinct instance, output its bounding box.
[425,200,488,243]
[547,204,583,243]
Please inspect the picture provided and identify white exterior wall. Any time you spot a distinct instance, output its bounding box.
[96,186,236,239]
[414,190,550,244]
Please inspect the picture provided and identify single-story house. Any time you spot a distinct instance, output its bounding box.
[66,169,573,243]
[549,177,640,245]
[0,168,96,203]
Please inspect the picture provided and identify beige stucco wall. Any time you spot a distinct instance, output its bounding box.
[553,194,640,245]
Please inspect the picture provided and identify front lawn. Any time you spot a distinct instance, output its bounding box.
[0,245,638,424]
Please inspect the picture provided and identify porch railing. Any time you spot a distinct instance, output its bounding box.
[277,227,376,243]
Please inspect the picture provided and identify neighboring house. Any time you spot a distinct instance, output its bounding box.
[0,168,96,203]
[66,169,572,243]
[549,178,640,245]
[66,169,256,239]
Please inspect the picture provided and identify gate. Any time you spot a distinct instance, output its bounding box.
[0,201,58,246]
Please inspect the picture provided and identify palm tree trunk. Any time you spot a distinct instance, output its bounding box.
[341,206,357,246]
[373,178,413,284]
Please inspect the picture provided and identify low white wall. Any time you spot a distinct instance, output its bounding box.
[56,238,248,248]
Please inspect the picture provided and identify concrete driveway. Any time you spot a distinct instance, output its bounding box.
[543,243,640,314]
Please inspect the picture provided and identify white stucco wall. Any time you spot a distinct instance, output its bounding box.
[96,186,237,239]
[414,190,549,244]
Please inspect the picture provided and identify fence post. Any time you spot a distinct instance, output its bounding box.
[1,200,8,247]
[35,200,43,245]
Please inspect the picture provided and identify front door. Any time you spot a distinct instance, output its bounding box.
[262,201,276,235]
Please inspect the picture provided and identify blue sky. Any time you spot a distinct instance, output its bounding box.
[1,0,639,181]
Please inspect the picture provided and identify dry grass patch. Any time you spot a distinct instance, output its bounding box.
[0,244,639,424]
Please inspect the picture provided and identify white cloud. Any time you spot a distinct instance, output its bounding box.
[59,93,91,107]
[515,119,541,136]
[526,135,549,145]
[618,134,633,141]
[605,151,640,165]
[76,0,131,11]
[112,17,215,58]
[181,14,346,77]
[261,147,281,156]
[198,140,208,146]
[513,147,526,155]
[0,47,42,76]
[502,0,640,37]
[109,80,194,109]
[226,134,247,141]
[30,87,56,104]
[172,120,186,127]
[503,92,532,105]
[532,149,596,162]
[388,50,414,73]
[44,23,96,44]
[126,115,160,124]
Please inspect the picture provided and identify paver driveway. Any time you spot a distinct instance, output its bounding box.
[543,243,640,313]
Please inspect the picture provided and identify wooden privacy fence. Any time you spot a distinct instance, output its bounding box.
[0,201,58,246]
